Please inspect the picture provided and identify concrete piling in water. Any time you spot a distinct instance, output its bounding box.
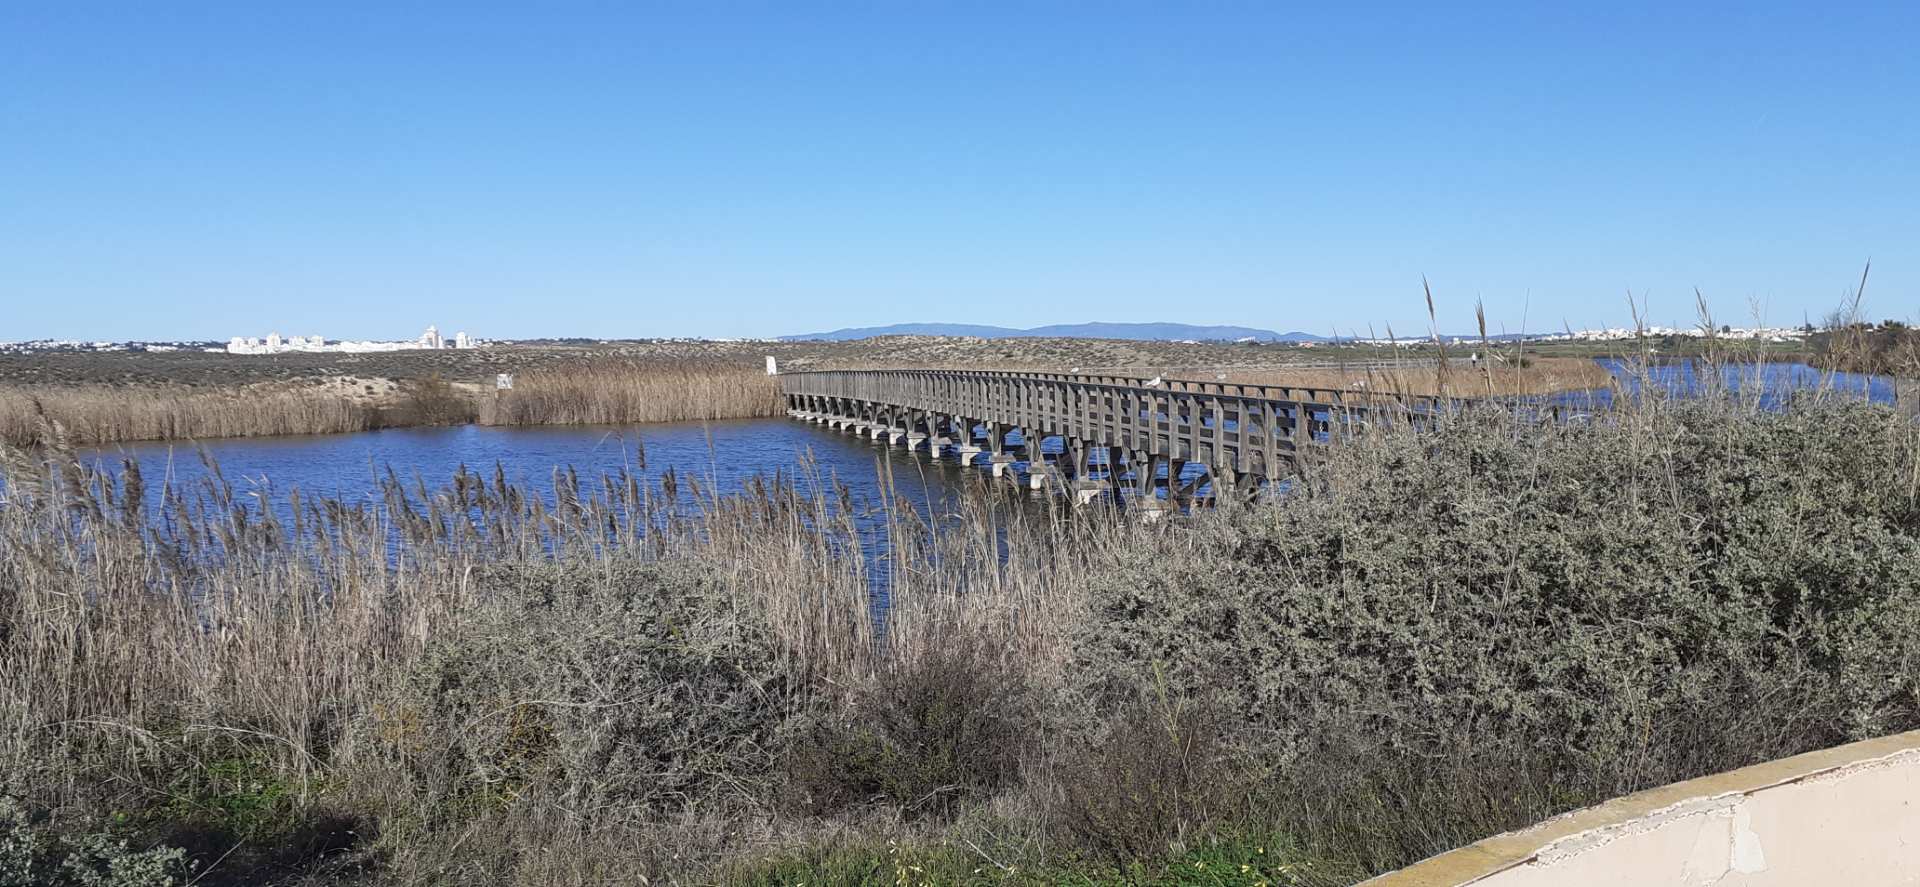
[1071,479,1108,506]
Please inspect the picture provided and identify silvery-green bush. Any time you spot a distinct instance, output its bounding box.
[1,797,190,887]
[384,559,812,823]
[1065,400,1920,866]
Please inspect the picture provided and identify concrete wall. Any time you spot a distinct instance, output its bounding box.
[1362,730,1920,887]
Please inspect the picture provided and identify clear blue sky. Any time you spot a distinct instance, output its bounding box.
[3,2,1914,341]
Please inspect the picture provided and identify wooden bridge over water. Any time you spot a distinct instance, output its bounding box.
[780,369,1448,509]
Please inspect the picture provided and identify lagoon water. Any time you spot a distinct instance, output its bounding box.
[81,418,984,523]
[1568,358,1896,409]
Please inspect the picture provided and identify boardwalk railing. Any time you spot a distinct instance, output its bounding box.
[780,368,1450,505]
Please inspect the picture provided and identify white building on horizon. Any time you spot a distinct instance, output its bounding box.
[226,324,483,355]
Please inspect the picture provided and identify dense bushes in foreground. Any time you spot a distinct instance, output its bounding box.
[3,395,1919,885]
[1068,400,1920,872]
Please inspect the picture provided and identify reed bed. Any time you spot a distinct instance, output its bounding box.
[1185,355,1614,397]
[0,383,380,448]
[4,381,1920,885]
[0,358,782,448]
[481,359,784,426]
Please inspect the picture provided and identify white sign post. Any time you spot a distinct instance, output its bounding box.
[765,356,778,376]
[496,373,514,390]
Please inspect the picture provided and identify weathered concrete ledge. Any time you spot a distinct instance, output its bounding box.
[1362,729,1920,886]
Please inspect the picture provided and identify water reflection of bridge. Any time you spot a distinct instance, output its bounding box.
[781,369,1444,510]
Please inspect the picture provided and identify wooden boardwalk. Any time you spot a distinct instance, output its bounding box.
[780,369,1446,508]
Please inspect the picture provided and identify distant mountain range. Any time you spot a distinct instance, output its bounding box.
[780,322,1331,343]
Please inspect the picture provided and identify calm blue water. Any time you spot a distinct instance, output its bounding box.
[79,419,979,519]
[74,421,1014,601]
[1550,359,1896,411]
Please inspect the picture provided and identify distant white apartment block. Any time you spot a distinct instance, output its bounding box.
[226,325,483,355]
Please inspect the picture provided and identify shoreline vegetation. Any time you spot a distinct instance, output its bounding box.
[0,361,789,449]
[0,334,1826,449]
[4,374,1920,884]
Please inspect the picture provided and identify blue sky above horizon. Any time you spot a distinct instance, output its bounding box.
[3,2,1915,342]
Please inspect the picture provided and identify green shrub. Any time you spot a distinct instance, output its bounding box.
[1,798,40,887]
[389,375,477,426]
[1,797,191,887]
[1053,688,1244,867]
[1066,400,1920,869]
[56,832,190,887]
[382,558,811,822]
[784,635,1035,820]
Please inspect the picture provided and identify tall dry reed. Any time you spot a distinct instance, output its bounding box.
[0,384,379,448]
[0,358,780,449]
[481,359,784,426]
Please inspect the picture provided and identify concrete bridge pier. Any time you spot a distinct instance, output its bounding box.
[935,414,972,461]
[986,423,1009,453]
[916,413,950,457]
[898,411,928,453]
[989,454,1017,478]
[1071,478,1109,506]
[1023,430,1051,490]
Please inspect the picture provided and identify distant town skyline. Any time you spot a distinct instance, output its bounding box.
[3,4,1914,342]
